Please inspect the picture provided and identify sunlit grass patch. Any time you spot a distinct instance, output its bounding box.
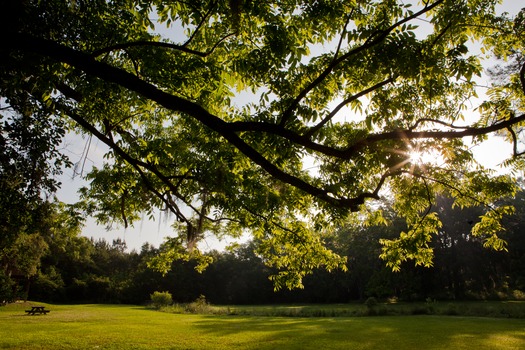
[1,303,525,349]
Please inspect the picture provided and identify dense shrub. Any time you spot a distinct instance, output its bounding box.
[150,291,173,309]
[365,297,378,309]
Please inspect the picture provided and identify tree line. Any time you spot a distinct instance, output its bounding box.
[2,191,525,305]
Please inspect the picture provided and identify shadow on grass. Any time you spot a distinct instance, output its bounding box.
[192,315,525,350]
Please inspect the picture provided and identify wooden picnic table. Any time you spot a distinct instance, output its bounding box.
[25,306,50,315]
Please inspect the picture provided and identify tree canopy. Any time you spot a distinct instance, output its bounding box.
[1,0,524,288]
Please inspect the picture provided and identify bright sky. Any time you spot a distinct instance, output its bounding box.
[55,1,523,252]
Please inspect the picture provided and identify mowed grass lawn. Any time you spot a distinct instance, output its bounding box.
[1,303,525,350]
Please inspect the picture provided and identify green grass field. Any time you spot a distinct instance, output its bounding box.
[1,302,525,349]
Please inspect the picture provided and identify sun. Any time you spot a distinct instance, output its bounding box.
[387,143,445,172]
[408,146,443,167]
[409,149,426,164]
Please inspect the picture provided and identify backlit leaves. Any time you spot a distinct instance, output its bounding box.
[2,0,525,288]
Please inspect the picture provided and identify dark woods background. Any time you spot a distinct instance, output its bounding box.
[3,192,525,305]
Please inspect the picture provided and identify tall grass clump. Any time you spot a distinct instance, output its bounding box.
[364,297,388,315]
[186,295,215,314]
[150,291,173,309]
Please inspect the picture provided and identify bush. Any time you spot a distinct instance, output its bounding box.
[150,291,173,309]
[410,305,431,315]
[512,290,525,300]
[365,297,378,309]
[445,303,458,315]
[186,295,213,314]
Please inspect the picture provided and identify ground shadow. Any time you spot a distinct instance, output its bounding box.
[191,315,525,350]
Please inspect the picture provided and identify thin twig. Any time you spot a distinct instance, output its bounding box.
[331,10,354,64]
[182,1,218,47]
[306,76,396,138]
[520,62,525,95]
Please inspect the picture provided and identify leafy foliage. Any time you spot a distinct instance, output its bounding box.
[1,0,525,288]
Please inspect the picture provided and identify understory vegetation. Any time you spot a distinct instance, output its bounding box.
[152,295,525,319]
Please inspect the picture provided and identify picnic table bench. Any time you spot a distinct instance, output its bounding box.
[25,306,50,315]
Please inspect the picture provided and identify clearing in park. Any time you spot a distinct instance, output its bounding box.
[1,303,525,349]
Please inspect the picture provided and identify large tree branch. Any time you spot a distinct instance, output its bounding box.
[507,126,525,157]
[9,34,370,208]
[92,41,209,58]
[231,113,525,161]
[343,114,525,157]
[91,32,235,58]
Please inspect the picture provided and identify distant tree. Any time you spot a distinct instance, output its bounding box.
[425,196,506,299]
[327,207,426,300]
[2,1,525,287]
[12,201,86,301]
[1,200,81,300]
[500,188,525,296]
[4,233,48,299]
[124,243,165,304]
[202,244,274,304]
[0,268,18,304]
